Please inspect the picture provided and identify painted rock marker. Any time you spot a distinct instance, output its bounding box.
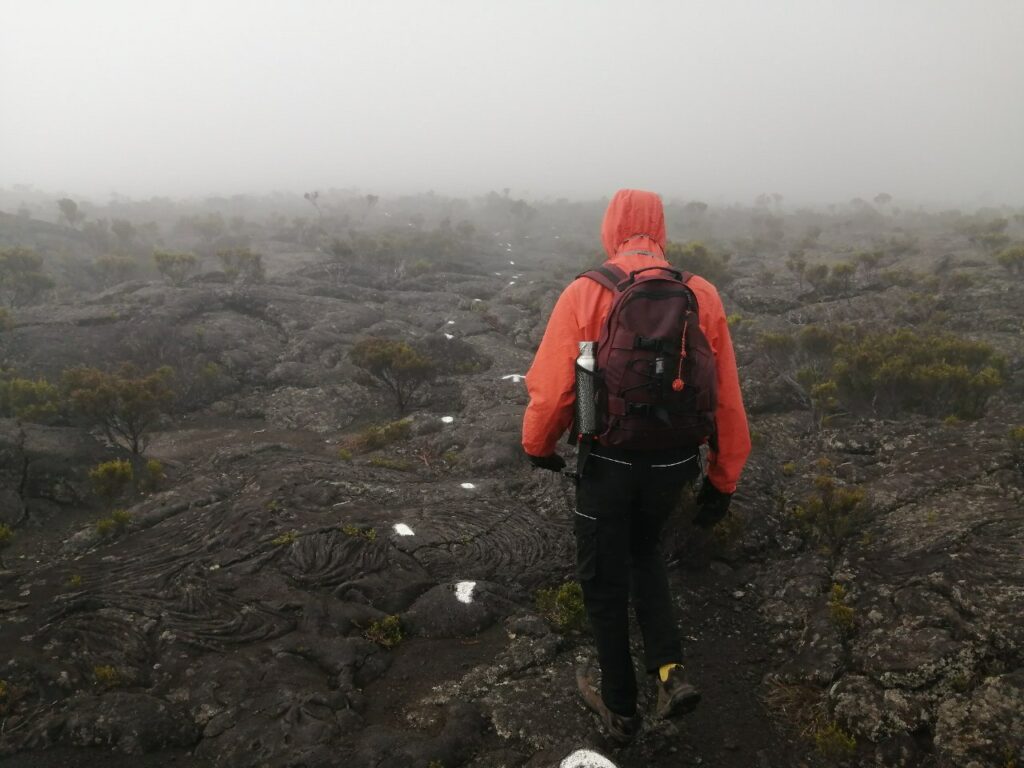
[393,523,414,536]
[560,750,618,768]
[455,581,476,604]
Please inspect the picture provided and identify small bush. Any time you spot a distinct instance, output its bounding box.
[368,456,411,471]
[341,524,377,542]
[827,584,856,635]
[0,373,60,422]
[216,247,265,283]
[832,330,1006,419]
[153,250,197,285]
[1009,426,1024,468]
[365,615,403,648]
[93,665,121,687]
[89,460,134,502]
[996,245,1024,275]
[350,338,436,413]
[536,581,587,631]
[95,510,131,537]
[68,574,83,588]
[139,459,165,492]
[338,447,353,461]
[0,523,13,547]
[665,241,733,285]
[792,474,869,557]
[347,418,413,453]
[814,721,857,761]
[271,531,297,546]
[782,462,797,477]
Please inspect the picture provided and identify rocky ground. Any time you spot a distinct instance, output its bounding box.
[1,215,1022,767]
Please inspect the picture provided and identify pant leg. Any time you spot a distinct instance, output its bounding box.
[630,453,699,673]
[575,454,636,716]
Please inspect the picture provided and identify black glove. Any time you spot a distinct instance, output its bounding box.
[526,452,566,473]
[694,478,732,528]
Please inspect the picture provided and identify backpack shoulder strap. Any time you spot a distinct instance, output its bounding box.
[577,263,628,293]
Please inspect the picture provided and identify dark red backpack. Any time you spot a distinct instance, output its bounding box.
[580,263,718,451]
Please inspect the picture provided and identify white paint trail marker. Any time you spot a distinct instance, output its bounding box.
[441,416,454,424]
[560,750,618,768]
[455,581,476,604]
[393,523,414,537]
[460,482,476,490]
[444,333,454,340]
[501,374,525,383]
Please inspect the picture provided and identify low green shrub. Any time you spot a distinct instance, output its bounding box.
[792,474,869,557]
[347,418,413,453]
[365,615,403,648]
[536,581,587,631]
[89,460,134,502]
[0,373,60,422]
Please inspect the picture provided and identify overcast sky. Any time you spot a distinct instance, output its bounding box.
[2,0,1023,205]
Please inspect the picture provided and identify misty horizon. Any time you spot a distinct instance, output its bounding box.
[3,1,1023,208]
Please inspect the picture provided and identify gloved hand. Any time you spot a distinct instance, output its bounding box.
[526,452,566,472]
[694,478,732,528]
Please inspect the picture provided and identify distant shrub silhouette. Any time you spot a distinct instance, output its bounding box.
[0,372,60,423]
[62,365,174,454]
[139,458,166,492]
[93,253,140,288]
[216,247,265,283]
[153,250,198,286]
[0,247,55,307]
[57,198,84,228]
[665,241,733,285]
[996,245,1024,275]
[350,338,436,413]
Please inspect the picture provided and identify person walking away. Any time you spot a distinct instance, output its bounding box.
[521,188,751,743]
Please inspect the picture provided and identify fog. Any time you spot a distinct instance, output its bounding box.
[2,0,1023,206]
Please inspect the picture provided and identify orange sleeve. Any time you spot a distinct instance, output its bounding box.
[522,282,584,456]
[692,278,751,494]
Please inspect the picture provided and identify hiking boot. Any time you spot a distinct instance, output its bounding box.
[655,665,702,719]
[575,666,640,744]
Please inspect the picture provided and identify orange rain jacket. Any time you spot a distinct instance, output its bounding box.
[522,189,751,494]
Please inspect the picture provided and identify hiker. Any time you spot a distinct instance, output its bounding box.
[521,188,751,743]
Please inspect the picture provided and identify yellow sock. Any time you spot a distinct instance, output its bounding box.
[659,663,680,682]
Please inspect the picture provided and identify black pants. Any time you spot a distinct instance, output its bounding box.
[574,446,699,716]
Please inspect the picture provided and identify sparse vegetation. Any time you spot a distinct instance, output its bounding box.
[271,531,297,546]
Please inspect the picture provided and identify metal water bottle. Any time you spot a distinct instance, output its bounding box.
[575,341,598,436]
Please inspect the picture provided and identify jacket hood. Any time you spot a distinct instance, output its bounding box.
[600,189,667,259]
